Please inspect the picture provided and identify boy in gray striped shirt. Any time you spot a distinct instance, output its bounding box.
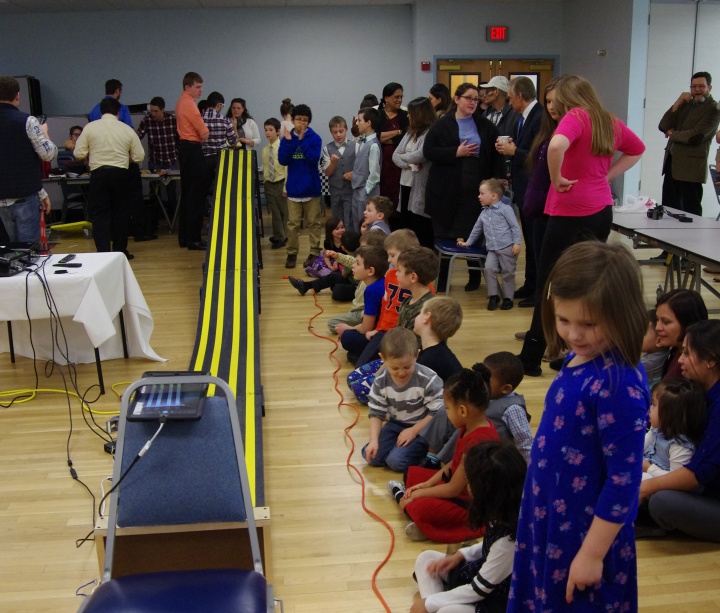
[362,328,444,472]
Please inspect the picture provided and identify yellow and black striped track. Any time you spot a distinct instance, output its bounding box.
[188,149,264,506]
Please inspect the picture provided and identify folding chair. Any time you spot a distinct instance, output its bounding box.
[708,165,720,221]
[434,239,487,296]
[78,374,279,613]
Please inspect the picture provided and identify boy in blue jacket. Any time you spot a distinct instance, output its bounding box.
[278,103,323,269]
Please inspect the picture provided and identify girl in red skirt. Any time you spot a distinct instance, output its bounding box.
[388,363,500,542]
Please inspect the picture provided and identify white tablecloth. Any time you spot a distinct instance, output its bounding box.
[0,252,165,364]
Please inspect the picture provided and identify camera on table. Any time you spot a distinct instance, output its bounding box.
[647,204,664,220]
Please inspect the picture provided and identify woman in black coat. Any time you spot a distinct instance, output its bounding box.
[423,83,505,291]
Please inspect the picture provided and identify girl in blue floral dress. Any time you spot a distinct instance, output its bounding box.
[508,241,651,612]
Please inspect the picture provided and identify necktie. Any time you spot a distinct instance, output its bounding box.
[268,144,275,181]
[516,116,524,141]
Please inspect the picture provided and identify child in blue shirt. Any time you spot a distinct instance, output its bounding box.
[336,246,389,363]
[458,178,521,311]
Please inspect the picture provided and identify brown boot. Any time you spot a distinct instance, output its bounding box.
[285,254,297,269]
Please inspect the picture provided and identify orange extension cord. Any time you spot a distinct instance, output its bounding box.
[307,291,395,613]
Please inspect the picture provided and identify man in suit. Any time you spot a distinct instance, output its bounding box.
[496,76,542,306]
[659,71,720,216]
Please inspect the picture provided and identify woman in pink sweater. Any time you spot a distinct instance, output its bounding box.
[518,75,646,376]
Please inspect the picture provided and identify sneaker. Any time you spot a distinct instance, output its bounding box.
[405,522,428,542]
[487,295,499,311]
[500,298,513,310]
[387,480,405,503]
[514,331,526,341]
[285,254,297,269]
[288,276,308,296]
[302,253,317,268]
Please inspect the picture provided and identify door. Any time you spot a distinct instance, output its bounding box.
[435,58,555,102]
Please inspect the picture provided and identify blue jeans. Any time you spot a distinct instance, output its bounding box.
[362,420,429,472]
[0,193,41,242]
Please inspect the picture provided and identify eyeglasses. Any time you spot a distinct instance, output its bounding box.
[459,96,480,103]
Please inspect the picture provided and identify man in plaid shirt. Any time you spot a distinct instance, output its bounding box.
[137,96,179,171]
[201,91,237,199]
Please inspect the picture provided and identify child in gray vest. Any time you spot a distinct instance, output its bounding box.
[351,107,382,232]
[322,116,355,231]
[428,351,532,465]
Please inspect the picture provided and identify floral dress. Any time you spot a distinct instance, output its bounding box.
[508,352,649,612]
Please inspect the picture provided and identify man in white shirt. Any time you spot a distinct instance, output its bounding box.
[74,97,145,258]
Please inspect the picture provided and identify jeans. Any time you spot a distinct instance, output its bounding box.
[361,420,429,472]
[0,192,41,243]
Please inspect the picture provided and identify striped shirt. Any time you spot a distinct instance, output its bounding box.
[368,363,443,424]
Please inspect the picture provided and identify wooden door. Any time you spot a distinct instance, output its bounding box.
[435,58,555,103]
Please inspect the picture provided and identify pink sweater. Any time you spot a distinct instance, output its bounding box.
[544,108,645,217]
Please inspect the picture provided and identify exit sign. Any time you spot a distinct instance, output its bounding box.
[486,26,509,42]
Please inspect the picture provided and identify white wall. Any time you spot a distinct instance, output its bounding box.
[640,2,720,217]
[0,6,414,144]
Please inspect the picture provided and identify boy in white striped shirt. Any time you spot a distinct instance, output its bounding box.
[362,327,444,472]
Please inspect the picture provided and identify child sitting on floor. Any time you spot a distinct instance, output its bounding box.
[347,295,462,405]
[641,308,670,387]
[362,327,444,473]
[363,195,394,235]
[334,246,388,353]
[643,377,706,480]
[326,229,386,334]
[420,352,531,467]
[411,441,525,613]
[288,221,360,301]
[388,363,500,542]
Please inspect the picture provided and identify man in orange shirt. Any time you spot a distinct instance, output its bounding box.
[175,71,209,250]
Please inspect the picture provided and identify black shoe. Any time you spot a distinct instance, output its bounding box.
[487,295,499,311]
[302,253,318,268]
[271,237,288,250]
[514,285,534,300]
[134,234,158,242]
[124,251,134,260]
[520,359,542,377]
[465,280,481,292]
[269,236,282,244]
[288,276,308,296]
[187,241,207,251]
[347,351,359,365]
[549,357,565,371]
[285,254,297,269]
[501,298,513,310]
[518,298,536,308]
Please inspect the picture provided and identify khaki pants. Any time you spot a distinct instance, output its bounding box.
[264,180,288,241]
[287,197,322,256]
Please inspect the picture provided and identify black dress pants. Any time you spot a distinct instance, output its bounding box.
[88,166,130,254]
[519,206,613,368]
[178,140,206,246]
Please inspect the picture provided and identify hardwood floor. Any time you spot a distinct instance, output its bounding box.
[1,217,719,612]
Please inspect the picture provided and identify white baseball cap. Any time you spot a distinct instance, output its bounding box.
[480,76,510,93]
